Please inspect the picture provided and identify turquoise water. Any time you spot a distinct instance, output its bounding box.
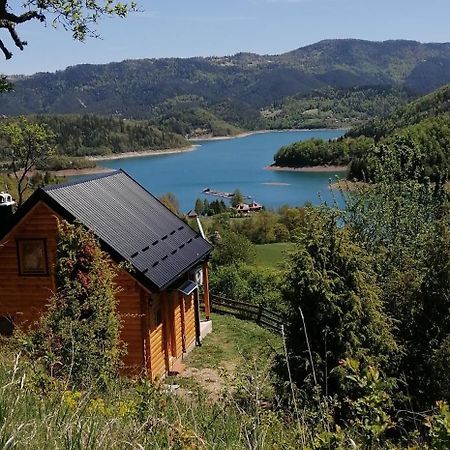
[98,129,345,212]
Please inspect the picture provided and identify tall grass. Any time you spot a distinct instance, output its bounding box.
[0,341,302,449]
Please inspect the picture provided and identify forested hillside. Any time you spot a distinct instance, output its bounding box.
[274,84,450,180]
[2,39,450,136]
[0,115,189,170]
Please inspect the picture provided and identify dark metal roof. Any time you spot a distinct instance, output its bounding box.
[37,170,212,291]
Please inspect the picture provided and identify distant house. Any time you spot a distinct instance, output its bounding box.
[249,201,262,212]
[0,170,213,379]
[235,201,262,214]
[186,209,198,219]
[235,203,250,214]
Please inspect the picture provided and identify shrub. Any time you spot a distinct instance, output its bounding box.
[22,220,125,390]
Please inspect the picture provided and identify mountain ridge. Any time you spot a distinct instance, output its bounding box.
[3,39,450,136]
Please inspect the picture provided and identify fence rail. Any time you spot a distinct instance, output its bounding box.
[201,293,285,334]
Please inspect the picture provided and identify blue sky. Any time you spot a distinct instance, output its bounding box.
[2,0,450,75]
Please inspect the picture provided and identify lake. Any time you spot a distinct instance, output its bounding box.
[98,129,345,212]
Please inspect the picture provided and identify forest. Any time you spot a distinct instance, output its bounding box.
[274,83,450,181]
[0,114,189,170]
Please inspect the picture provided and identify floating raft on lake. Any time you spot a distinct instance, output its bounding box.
[202,188,252,199]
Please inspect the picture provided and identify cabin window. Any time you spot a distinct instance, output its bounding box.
[0,315,14,337]
[17,239,48,276]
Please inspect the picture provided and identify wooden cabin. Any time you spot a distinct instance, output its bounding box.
[0,170,213,379]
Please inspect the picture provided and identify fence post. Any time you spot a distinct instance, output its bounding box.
[257,304,263,325]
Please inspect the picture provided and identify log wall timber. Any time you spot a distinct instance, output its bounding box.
[179,292,186,352]
[202,263,211,320]
[149,293,166,379]
[114,270,145,374]
[172,291,183,359]
[184,293,196,349]
[0,201,58,328]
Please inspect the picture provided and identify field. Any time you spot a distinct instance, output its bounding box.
[254,242,294,269]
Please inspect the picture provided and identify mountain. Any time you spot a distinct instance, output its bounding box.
[2,39,450,136]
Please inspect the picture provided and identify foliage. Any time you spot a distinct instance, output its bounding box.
[343,138,450,411]
[194,198,227,216]
[0,115,188,166]
[159,192,180,216]
[340,358,395,447]
[231,188,244,207]
[194,198,205,215]
[0,117,54,206]
[348,83,450,140]
[349,114,450,181]
[263,86,410,130]
[211,231,256,267]
[282,207,396,397]
[0,171,64,204]
[274,84,450,181]
[0,0,137,60]
[0,75,12,93]
[35,154,96,171]
[22,221,124,390]
[274,136,374,168]
[425,401,450,450]
[210,263,284,312]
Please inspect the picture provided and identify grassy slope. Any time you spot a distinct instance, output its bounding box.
[185,314,282,371]
[254,242,294,270]
[0,315,290,449]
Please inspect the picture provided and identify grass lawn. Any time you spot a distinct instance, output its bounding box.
[254,242,294,270]
[185,314,282,373]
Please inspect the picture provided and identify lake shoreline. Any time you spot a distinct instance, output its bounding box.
[49,145,200,176]
[87,145,199,161]
[189,127,348,142]
[266,164,349,173]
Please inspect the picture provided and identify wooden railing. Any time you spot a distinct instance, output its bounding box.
[201,293,285,334]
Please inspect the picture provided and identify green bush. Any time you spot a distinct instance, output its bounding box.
[22,220,125,390]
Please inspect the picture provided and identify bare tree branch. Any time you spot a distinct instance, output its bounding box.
[0,38,12,59]
[0,1,137,60]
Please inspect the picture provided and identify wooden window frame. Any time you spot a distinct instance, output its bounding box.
[16,238,49,277]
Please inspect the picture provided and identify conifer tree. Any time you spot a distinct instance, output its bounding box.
[283,208,396,397]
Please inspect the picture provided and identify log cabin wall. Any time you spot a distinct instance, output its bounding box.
[0,201,58,328]
[172,291,183,359]
[148,293,166,379]
[114,270,145,375]
[184,293,196,350]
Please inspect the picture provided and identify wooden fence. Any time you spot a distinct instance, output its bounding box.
[201,293,285,334]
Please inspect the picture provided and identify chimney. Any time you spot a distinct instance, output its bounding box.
[0,192,16,236]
